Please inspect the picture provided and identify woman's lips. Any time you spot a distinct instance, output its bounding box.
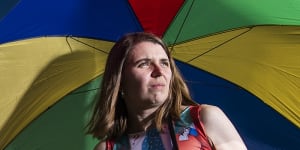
[150,83,165,89]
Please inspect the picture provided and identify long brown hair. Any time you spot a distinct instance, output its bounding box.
[86,32,197,141]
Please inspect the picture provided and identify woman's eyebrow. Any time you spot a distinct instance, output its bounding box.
[135,58,169,63]
[160,58,169,62]
[134,58,151,64]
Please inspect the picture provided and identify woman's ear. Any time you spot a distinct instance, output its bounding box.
[120,89,125,98]
[119,85,125,98]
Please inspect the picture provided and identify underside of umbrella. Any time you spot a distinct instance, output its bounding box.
[1,0,300,149]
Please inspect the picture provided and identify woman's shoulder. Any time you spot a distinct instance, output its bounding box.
[200,104,222,112]
[94,141,106,150]
[183,104,221,113]
[184,104,225,124]
[199,104,226,121]
[197,105,248,149]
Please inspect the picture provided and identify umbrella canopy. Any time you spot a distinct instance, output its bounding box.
[0,0,299,149]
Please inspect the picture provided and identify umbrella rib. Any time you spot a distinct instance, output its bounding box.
[66,36,109,54]
[65,36,73,52]
[170,0,196,52]
[187,27,253,63]
[69,88,101,95]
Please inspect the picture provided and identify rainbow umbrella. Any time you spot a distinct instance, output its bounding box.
[0,0,299,149]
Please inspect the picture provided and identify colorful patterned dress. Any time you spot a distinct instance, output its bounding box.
[107,105,214,150]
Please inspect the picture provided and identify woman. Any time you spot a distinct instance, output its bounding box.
[86,32,247,150]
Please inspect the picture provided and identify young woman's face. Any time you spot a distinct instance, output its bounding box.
[122,41,172,109]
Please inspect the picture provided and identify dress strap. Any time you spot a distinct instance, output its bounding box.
[106,139,114,150]
[168,117,179,150]
[190,105,215,150]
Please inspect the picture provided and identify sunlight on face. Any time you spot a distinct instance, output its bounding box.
[122,41,172,109]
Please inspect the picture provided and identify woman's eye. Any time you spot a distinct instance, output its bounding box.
[138,62,150,68]
[161,61,170,67]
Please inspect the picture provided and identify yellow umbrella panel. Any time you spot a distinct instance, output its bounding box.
[171,25,300,127]
[0,37,114,148]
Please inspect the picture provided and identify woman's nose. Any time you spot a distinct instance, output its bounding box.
[151,64,163,77]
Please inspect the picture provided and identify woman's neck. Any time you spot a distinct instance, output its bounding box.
[126,106,158,133]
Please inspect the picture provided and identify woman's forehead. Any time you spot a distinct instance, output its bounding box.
[129,42,167,58]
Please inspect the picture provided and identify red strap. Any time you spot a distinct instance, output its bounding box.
[106,140,114,150]
[189,105,214,150]
[190,105,205,135]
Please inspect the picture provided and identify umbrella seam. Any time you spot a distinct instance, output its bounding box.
[66,36,109,54]
[187,27,253,62]
[170,0,196,52]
